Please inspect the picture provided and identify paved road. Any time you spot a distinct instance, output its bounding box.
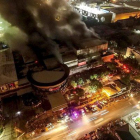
[32,95,140,140]
[1,120,16,140]
[1,96,17,140]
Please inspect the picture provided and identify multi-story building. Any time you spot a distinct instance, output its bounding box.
[72,38,108,56]
[73,2,140,23]
[0,45,18,97]
[122,110,140,140]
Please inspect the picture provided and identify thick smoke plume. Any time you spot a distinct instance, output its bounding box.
[0,0,97,63]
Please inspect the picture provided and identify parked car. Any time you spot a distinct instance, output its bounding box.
[91,108,97,113]
[84,107,89,113]
[81,109,86,116]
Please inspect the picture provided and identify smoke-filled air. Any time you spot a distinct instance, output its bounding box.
[0,0,97,63]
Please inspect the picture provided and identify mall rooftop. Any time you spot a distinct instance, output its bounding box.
[74,38,107,50]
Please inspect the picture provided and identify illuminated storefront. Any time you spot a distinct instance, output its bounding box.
[0,81,18,93]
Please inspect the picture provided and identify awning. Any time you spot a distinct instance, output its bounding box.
[47,92,67,112]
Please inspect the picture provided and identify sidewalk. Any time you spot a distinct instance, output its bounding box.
[0,128,5,139]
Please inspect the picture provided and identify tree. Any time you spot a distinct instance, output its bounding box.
[93,74,98,79]
[77,78,84,86]
[90,75,94,80]
[71,81,77,88]
[100,72,105,79]
[90,74,98,80]
[86,80,103,94]
[76,88,85,97]
[121,74,130,85]
[106,62,117,72]
[104,71,110,76]
[86,79,91,84]
[86,85,97,94]
[92,80,103,90]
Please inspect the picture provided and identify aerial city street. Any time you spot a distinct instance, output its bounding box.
[1,0,140,140]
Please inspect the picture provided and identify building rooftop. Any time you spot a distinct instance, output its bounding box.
[0,48,17,86]
[128,46,140,55]
[27,64,70,87]
[44,57,59,70]
[22,52,37,64]
[103,86,118,97]
[122,110,140,137]
[32,70,65,84]
[105,7,140,14]
[124,2,140,8]
[101,52,114,57]
[62,52,77,63]
[47,92,67,112]
[18,77,30,86]
[116,124,135,140]
[114,80,126,89]
[75,5,109,14]
[74,38,107,50]
[17,86,32,96]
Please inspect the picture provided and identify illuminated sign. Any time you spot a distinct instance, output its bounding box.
[78,61,86,66]
[49,86,60,91]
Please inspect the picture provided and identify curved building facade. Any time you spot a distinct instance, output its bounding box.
[27,64,70,93]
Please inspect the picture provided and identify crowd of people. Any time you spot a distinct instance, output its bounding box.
[79,119,126,140]
[27,118,49,132]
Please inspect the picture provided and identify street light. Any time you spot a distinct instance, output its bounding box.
[130,94,133,98]
[16,111,21,115]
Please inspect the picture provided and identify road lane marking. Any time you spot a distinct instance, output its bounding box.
[89,117,97,122]
[94,118,104,124]
[68,131,76,136]
[101,111,109,116]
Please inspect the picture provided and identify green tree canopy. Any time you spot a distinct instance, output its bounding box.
[90,74,98,80]
[77,78,84,86]
[71,81,77,88]
[121,74,130,85]
[86,79,91,84]
[87,85,97,93]
[76,88,85,97]
[91,79,103,90]
[86,79,103,93]
[106,62,117,72]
